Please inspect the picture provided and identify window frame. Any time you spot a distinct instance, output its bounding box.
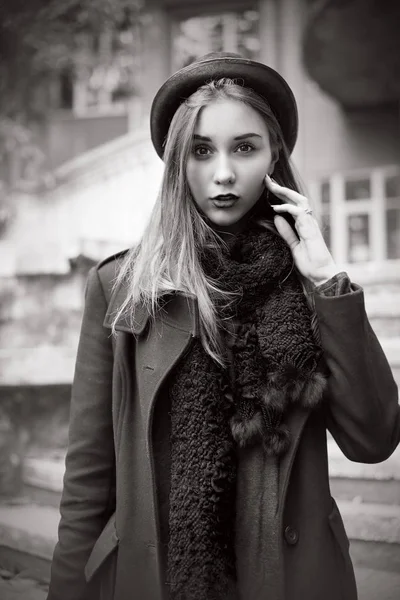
[314,165,400,268]
[70,28,141,118]
[170,4,260,73]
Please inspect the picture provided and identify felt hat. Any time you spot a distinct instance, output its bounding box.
[150,52,298,159]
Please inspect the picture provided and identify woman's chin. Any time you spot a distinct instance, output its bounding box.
[207,206,255,233]
[209,216,244,233]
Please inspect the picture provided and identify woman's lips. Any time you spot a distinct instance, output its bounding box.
[211,195,239,208]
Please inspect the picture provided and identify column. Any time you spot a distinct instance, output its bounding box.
[258,0,280,71]
[132,1,172,130]
[273,0,307,179]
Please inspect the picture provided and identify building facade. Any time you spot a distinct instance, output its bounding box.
[1,0,399,386]
[32,0,400,272]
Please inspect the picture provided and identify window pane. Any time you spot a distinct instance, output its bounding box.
[172,16,224,70]
[386,208,400,259]
[60,69,73,109]
[237,11,260,58]
[385,174,400,199]
[320,213,331,250]
[321,181,330,206]
[345,178,371,201]
[172,9,259,71]
[75,28,140,113]
[348,214,370,262]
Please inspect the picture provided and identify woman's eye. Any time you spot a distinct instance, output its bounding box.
[236,142,255,153]
[193,146,211,157]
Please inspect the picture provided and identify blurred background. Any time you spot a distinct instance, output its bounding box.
[0,0,399,598]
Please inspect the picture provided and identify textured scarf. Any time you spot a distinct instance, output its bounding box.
[167,222,326,599]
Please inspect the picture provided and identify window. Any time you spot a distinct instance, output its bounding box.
[172,9,260,72]
[59,69,74,110]
[315,166,400,264]
[385,173,400,259]
[348,214,370,262]
[345,178,370,201]
[320,180,331,250]
[72,27,141,116]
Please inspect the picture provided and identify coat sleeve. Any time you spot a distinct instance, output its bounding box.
[314,283,400,463]
[47,267,115,600]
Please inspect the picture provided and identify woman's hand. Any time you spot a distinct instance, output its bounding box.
[265,175,338,286]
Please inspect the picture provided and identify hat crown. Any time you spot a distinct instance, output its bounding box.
[150,53,299,159]
[192,51,243,63]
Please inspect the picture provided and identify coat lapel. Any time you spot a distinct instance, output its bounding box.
[103,276,149,335]
[103,279,199,447]
[135,317,194,447]
[103,278,199,337]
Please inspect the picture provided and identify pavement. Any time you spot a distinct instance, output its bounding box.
[0,565,400,600]
[22,440,400,492]
[355,567,400,600]
[0,503,58,562]
[0,570,48,600]
[1,441,400,599]
[1,498,399,561]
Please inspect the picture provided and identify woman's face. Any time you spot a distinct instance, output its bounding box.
[186,99,275,231]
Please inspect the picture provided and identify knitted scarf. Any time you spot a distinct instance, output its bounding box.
[167,222,326,599]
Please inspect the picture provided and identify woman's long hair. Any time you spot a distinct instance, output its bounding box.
[111,78,317,363]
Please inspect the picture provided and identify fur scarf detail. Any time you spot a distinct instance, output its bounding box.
[167,222,326,600]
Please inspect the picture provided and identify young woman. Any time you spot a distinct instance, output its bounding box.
[47,52,399,600]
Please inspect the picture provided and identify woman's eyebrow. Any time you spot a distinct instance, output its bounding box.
[193,133,262,141]
[234,133,262,141]
[193,134,212,141]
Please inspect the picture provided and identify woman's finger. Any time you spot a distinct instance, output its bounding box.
[274,215,299,251]
[270,203,306,217]
[265,175,308,206]
[272,203,322,242]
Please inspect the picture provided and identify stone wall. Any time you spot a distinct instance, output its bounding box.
[0,263,91,495]
[0,265,91,386]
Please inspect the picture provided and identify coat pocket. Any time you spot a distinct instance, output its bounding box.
[84,511,119,598]
[328,497,350,557]
[328,497,357,599]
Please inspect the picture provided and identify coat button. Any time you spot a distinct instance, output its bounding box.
[284,525,299,545]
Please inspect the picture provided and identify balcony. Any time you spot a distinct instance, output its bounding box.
[303,0,400,109]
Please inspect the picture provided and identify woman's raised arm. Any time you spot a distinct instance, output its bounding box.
[315,282,400,463]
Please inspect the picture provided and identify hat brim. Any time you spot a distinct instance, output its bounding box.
[150,56,298,159]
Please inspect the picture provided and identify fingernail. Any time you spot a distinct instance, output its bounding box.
[270,205,279,209]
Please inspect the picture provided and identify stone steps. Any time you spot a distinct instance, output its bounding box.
[1,438,398,585]
[0,502,57,584]
[327,438,400,507]
[0,504,58,563]
[22,438,400,508]
[339,501,400,545]
[374,338,400,389]
[327,439,400,485]
[0,497,399,585]
[0,570,48,600]
[22,439,400,509]
[330,477,400,506]
[23,456,64,495]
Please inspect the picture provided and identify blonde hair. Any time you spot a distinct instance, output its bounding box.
[112,79,318,363]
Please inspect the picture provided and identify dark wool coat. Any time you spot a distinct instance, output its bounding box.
[47,253,400,600]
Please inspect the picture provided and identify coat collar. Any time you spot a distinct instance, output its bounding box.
[102,275,200,337]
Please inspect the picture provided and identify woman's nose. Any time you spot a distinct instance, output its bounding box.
[213,156,236,185]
